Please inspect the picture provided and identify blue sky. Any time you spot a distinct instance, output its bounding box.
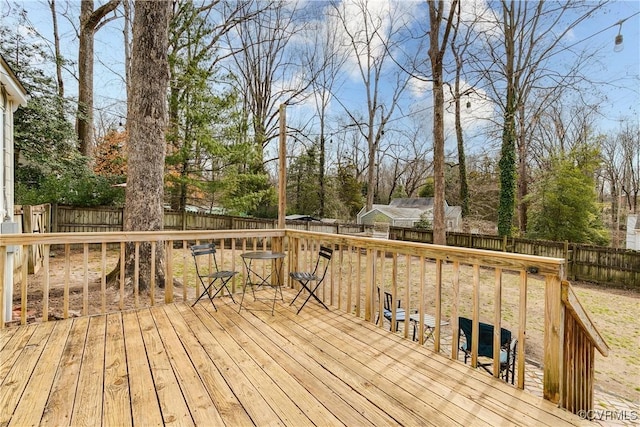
[6,0,640,159]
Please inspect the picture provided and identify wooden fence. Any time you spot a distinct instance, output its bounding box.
[13,204,640,288]
[11,204,51,277]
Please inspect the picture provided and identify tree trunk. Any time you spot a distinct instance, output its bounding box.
[121,0,171,290]
[427,0,457,246]
[517,104,528,234]
[49,0,65,111]
[454,63,469,219]
[77,0,95,158]
[498,1,517,237]
[76,0,121,159]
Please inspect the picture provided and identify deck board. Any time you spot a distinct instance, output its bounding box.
[40,315,89,426]
[7,320,72,427]
[0,292,590,426]
[122,310,163,426]
[205,304,385,427]
[103,312,132,427]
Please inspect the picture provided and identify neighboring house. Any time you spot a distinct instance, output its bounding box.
[1,55,28,321]
[626,214,639,250]
[357,198,463,232]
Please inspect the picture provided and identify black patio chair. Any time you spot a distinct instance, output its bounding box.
[375,287,407,331]
[458,316,517,384]
[191,243,238,310]
[289,246,333,314]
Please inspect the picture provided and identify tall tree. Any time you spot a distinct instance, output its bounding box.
[427,0,458,245]
[76,0,120,159]
[48,0,65,106]
[479,0,607,236]
[122,0,171,290]
[304,7,347,217]
[330,0,411,213]
[229,0,310,165]
[166,1,249,212]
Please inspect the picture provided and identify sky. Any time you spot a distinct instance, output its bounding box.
[4,0,640,160]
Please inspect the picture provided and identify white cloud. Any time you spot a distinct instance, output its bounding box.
[329,0,420,81]
[408,77,431,98]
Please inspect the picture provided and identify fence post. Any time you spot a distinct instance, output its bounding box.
[22,205,36,274]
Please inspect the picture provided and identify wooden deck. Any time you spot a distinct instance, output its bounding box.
[1,291,588,426]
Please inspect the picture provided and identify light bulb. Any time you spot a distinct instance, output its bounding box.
[614,34,624,52]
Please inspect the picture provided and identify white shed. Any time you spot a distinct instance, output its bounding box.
[1,55,28,321]
[626,214,639,251]
[357,198,462,232]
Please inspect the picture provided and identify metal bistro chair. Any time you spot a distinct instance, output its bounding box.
[375,287,407,331]
[289,246,333,314]
[191,243,238,311]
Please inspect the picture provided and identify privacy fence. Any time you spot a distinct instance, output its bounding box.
[11,204,639,288]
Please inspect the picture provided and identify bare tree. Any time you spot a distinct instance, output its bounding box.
[304,7,347,217]
[619,124,640,214]
[48,0,64,103]
[427,0,458,245]
[228,0,312,169]
[76,0,120,159]
[477,0,607,235]
[330,0,412,212]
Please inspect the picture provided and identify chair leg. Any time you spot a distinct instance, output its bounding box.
[289,280,308,306]
[296,282,328,314]
[193,277,237,311]
[192,281,218,310]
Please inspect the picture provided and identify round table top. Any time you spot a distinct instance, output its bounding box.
[241,251,286,260]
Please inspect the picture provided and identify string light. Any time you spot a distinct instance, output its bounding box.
[614,21,624,52]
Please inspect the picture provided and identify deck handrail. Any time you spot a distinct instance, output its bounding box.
[559,280,610,414]
[561,280,609,356]
[1,228,608,416]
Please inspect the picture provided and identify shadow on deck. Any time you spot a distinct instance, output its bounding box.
[1,290,588,426]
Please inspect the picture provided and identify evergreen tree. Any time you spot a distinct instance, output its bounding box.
[287,145,321,215]
[335,161,364,219]
[1,22,122,206]
[526,145,609,245]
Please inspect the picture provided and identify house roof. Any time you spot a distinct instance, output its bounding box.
[389,198,442,208]
[1,54,28,106]
[364,205,426,220]
[359,198,461,222]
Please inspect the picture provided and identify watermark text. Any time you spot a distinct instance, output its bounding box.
[577,409,638,422]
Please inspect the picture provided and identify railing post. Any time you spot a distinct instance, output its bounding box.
[365,248,376,322]
[0,246,6,327]
[543,273,564,404]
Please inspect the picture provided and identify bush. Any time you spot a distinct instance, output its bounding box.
[16,170,125,207]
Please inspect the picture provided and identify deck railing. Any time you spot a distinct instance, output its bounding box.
[0,229,608,415]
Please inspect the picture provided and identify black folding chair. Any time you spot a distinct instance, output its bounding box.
[191,243,238,310]
[289,246,333,314]
[458,316,516,383]
[375,287,406,331]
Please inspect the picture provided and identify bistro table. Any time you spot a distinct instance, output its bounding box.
[238,251,286,315]
[410,313,449,343]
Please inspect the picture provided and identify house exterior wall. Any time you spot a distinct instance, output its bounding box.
[1,57,28,321]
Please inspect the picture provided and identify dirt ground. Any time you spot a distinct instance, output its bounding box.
[8,247,639,404]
